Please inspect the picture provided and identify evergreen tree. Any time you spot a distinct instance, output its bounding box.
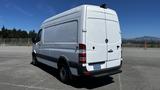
[0,26,37,38]
[29,30,37,38]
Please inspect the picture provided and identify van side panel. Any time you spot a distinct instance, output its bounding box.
[43,21,78,64]
[39,12,81,75]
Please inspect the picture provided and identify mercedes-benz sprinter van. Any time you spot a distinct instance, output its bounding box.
[32,5,122,83]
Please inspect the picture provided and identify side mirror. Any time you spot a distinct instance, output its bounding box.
[32,36,36,44]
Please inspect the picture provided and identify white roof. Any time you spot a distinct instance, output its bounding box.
[43,5,117,24]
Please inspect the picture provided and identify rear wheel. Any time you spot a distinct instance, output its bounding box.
[59,64,72,83]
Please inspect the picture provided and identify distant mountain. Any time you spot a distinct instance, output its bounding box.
[123,36,160,44]
[129,36,160,42]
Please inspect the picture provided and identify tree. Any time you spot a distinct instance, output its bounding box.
[1,26,5,31]
[1,26,8,38]
[0,26,37,38]
[0,30,1,38]
[29,30,37,38]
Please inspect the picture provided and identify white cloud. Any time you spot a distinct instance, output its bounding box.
[13,5,33,17]
[3,1,33,17]
[36,3,56,14]
[46,6,56,14]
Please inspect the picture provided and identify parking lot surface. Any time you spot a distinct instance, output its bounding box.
[0,46,160,90]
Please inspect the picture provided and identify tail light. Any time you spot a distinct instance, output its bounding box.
[79,44,86,64]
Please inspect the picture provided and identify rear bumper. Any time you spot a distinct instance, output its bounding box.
[89,66,122,77]
[78,64,122,77]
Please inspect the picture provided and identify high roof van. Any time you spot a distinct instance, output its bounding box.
[32,5,122,83]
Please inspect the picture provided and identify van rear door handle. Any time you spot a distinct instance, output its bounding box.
[105,39,108,43]
[108,49,113,53]
[117,46,120,49]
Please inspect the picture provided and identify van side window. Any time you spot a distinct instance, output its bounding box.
[36,29,42,42]
[44,21,78,43]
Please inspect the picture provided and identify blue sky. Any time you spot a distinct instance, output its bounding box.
[0,0,160,38]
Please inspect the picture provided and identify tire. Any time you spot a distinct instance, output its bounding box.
[59,64,72,83]
[32,54,38,65]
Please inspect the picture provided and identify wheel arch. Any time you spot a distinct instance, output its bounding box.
[57,56,70,69]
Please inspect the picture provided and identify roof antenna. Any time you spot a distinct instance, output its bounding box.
[100,4,107,9]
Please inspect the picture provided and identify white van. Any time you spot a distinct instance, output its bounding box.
[32,5,122,82]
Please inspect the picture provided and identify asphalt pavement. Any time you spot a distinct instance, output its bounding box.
[0,46,160,90]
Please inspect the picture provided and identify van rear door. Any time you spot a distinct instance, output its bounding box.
[86,11,108,71]
[85,9,122,71]
[86,18,107,63]
[106,14,122,68]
